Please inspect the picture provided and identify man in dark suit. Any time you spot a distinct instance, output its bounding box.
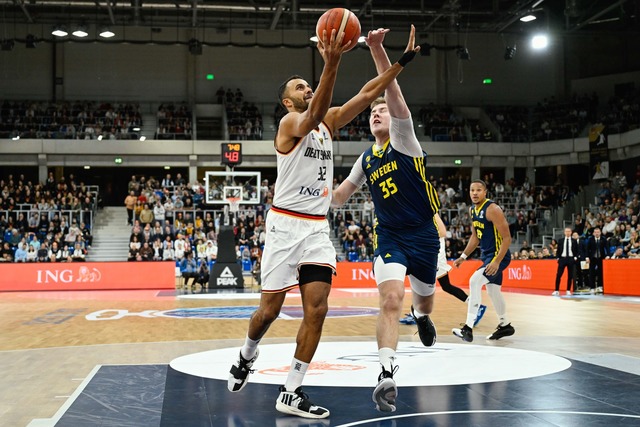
[553,227,578,296]
[572,231,588,291]
[586,227,610,294]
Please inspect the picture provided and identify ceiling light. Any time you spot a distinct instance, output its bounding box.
[520,15,537,22]
[72,26,89,38]
[52,26,68,37]
[531,34,549,50]
[99,27,115,38]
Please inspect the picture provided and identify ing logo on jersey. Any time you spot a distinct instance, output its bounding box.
[384,253,392,258]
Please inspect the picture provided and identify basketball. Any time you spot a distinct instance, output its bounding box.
[316,8,361,52]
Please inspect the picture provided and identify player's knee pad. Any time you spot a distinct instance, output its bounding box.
[409,275,436,297]
[470,269,489,291]
[299,264,333,286]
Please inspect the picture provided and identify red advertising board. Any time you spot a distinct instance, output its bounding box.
[334,260,639,296]
[0,262,175,291]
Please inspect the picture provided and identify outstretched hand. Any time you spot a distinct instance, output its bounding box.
[404,24,421,54]
[365,28,389,48]
[317,28,349,64]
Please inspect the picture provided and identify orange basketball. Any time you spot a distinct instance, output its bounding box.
[316,8,361,52]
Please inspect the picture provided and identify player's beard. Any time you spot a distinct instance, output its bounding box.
[291,97,309,112]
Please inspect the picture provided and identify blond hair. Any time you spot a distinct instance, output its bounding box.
[370,96,386,110]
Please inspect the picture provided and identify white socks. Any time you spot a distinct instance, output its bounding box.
[284,357,308,391]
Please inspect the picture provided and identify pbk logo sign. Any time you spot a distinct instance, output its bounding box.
[507,264,532,280]
[36,266,102,284]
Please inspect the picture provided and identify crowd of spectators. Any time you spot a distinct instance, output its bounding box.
[218,87,264,140]
[599,88,640,134]
[530,94,597,141]
[155,102,192,140]
[418,104,469,142]
[0,172,96,263]
[0,100,143,140]
[124,174,270,279]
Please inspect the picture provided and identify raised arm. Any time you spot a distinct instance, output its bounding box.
[276,29,347,151]
[324,25,420,132]
[366,27,411,119]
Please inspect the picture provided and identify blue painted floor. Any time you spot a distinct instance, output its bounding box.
[55,359,640,427]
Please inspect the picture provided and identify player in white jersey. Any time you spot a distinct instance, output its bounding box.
[228,26,422,419]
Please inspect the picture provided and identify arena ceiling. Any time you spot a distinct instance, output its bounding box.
[0,0,638,36]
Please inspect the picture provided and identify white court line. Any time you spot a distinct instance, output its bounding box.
[336,410,640,427]
[27,365,102,427]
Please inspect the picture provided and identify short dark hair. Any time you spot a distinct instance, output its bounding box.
[277,75,303,106]
[471,179,488,189]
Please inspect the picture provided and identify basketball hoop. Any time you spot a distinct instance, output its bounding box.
[227,197,241,215]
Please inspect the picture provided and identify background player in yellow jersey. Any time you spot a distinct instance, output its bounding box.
[228,27,421,420]
[333,27,439,413]
[452,180,515,342]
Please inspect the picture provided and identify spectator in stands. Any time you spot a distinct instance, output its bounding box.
[130,236,141,252]
[71,243,86,261]
[139,241,153,261]
[181,252,199,286]
[26,244,37,262]
[610,247,627,259]
[1,242,13,262]
[124,191,137,225]
[49,241,62,262]
[139,203,154,226]
[14,242,28,262]
[205,240,218,261]
[37,241,49,262]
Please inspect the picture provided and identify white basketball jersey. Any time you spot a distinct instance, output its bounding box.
[272,122,333,216]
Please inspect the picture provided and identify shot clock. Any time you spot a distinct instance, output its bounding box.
[221,143,242,165]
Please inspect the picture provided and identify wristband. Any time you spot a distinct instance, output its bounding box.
[460,253,468,260]
[397,50,416,67]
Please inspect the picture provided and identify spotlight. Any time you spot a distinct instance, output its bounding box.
[188,38,202,55]
[520,14,537,22]
[456,47,470,60]
[504,46,516,60]
[1,39,14,51]
[531,34,549,49]
[51,26,68,37]
[99,27,115,38]
[25,34,37,48]
[72,25,89,38]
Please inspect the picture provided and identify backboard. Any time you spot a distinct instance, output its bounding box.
[204,171,261,205]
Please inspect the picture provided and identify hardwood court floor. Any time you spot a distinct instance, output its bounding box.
[1,283,639,426]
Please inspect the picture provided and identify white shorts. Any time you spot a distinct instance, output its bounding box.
[437,237,452,278]
[373,257,436,297]
[260,210,336,292]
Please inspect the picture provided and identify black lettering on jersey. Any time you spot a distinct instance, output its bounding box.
[317,166,327,181]
[304,147,332,160]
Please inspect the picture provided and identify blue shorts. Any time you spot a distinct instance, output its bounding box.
[479,253,512,286]
[374,221,439,285]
